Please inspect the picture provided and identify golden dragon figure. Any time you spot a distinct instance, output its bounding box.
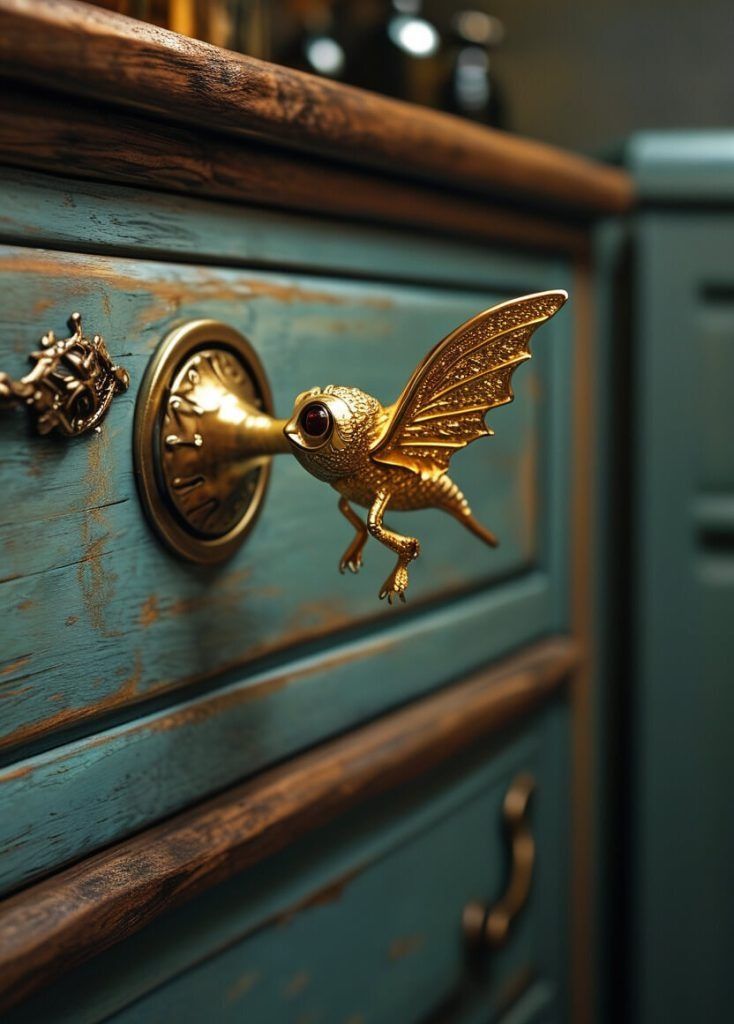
[283,290,567,603]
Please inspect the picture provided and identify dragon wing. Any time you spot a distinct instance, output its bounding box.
[370,290,567,481]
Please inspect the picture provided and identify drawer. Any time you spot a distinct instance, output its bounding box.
[5,703,569,1024]
[0,241,572,893]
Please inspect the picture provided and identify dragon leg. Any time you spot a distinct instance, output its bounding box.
[338,497,369,574]
[367,491,420,604]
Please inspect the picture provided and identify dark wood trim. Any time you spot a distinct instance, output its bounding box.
[0,636,577,1012]
[0,0,633,217]
[0,88,589,254]
[569,258,596,1024]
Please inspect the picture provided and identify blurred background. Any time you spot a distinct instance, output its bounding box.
[91,0,734,152]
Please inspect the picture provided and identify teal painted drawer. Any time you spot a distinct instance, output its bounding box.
[6,704,569,1024]
[0,235,572,894]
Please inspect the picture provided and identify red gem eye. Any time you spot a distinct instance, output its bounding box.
[300,402,331,438]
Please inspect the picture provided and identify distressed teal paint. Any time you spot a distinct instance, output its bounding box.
[0,574,549,894]
[0,238,572,890]
[0,234,577,888]
[5,707,569,1024]
[0,246,569,730]
[0,168,556,290]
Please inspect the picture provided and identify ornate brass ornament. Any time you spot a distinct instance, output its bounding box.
[462,772,536,949]
[135,291,566,594]
[134,320,288,564]
[0,313,129,436]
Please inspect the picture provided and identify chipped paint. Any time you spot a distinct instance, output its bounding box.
[0,618,400,753]
[0,651,142,752]
[0,655,31,677]
[283,970,310,999]
[76,429,118,636]
[224,970,260,1005]
[276,867,361,927]
[388,933,425,960]
[139,595,160,628]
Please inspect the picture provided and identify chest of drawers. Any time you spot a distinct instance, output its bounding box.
[0,2,633,1021]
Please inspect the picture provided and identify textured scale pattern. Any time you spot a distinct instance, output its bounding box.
[284,291,567,602]
[372,291,567,480]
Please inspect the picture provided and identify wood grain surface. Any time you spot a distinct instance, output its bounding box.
[0,635,577,1013]
[0,88,588,253]
[0,167,581,283]
[0,0,634,216]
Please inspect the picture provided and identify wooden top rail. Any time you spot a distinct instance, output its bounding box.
[0,0,633,216]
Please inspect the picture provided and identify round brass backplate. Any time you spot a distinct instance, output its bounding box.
[133,320,275,564]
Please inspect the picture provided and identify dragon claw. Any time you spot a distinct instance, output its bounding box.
[339,544,365,575]
[379,562,410,604]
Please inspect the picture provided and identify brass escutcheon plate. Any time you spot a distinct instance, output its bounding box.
[133,320,275,564]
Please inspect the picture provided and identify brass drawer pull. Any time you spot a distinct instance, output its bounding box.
[463,772,536,949]
[135,291,566,599]
[0,313,129,437]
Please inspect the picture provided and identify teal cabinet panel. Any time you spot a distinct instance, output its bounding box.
[622,132,734,203]
[631,213,734,1023]
[0,242,572,892]
[5,704,569,1024]
[0,246,571,750]
[0,168,561,291]
[0,576,555,895]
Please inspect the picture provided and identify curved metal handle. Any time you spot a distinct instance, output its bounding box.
[463,772,536,949]
[135,289,566,598]
[0,313,129,437]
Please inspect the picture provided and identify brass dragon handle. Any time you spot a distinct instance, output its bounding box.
[134,291,567,601]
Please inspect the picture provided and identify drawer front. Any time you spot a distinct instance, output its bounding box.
[5,705,569,1024]
[0,246,571,745]
[0,240,573,893]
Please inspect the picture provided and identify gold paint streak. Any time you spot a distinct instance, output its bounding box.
[139,595,160,628]
[283,970,310,998]
[0,621,399,753]
[0,251,391,312]
[117,653,143,701]
[0,763,33,783]
[0,686,33,699]
[224,970,260,1005]
[276,868,360,927]
[31,296,55,317]
[143,668,293,735]
[285,599,353,639]
[0,655,31,677]
[0,653,142,754]
[17,600,33,612]
[388,934,425,960]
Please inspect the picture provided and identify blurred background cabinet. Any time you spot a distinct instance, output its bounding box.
[603,133,734,1024]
